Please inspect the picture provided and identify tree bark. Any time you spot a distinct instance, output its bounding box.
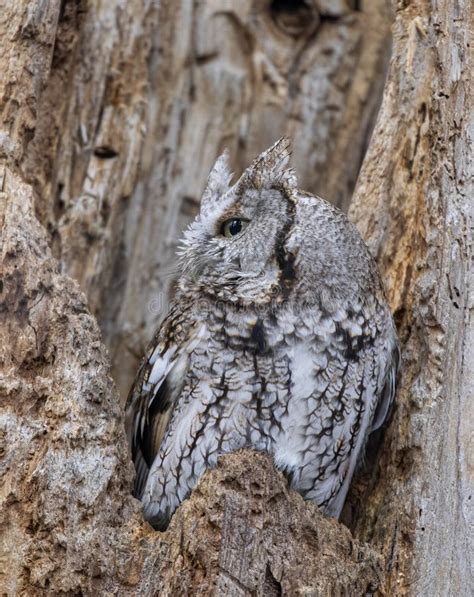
[1,0,472,595]
[348,1,473,593]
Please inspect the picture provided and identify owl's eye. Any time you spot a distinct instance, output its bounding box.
[221,218,249,238]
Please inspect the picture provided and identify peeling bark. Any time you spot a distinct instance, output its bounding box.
[0,0,472,595]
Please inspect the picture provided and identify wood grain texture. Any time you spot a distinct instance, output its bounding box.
[348,0,473,593]
[1,0,471,594]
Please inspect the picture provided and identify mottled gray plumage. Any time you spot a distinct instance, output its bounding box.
[126,138,399,530]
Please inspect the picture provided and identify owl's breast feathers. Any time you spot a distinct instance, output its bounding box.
[125,294,398,523]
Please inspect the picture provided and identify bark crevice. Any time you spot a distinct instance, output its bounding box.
[1,0,472,594]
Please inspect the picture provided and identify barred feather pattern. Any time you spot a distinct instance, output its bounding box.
[126,139,399,530]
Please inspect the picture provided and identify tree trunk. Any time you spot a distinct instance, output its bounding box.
[0,0,471,595]
[348,1,473,592]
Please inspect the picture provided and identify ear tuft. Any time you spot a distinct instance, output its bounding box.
[201,150,233,216]
[238,137,298,192]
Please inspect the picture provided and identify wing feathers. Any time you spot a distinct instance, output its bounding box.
[125,316,205,499]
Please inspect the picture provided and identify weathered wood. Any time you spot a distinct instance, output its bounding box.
[1,0,472,595]
[348,1,473,593]
[157,451,383,596]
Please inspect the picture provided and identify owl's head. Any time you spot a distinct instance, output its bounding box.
[178,138,298,304]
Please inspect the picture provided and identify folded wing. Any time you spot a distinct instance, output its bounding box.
[125,304,203,498]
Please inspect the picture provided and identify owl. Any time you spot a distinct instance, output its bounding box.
[125,138,399,530]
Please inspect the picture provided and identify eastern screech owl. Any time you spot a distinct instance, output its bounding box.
[126,138,399,530]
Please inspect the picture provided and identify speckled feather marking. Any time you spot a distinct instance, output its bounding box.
[125,139,399,530]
